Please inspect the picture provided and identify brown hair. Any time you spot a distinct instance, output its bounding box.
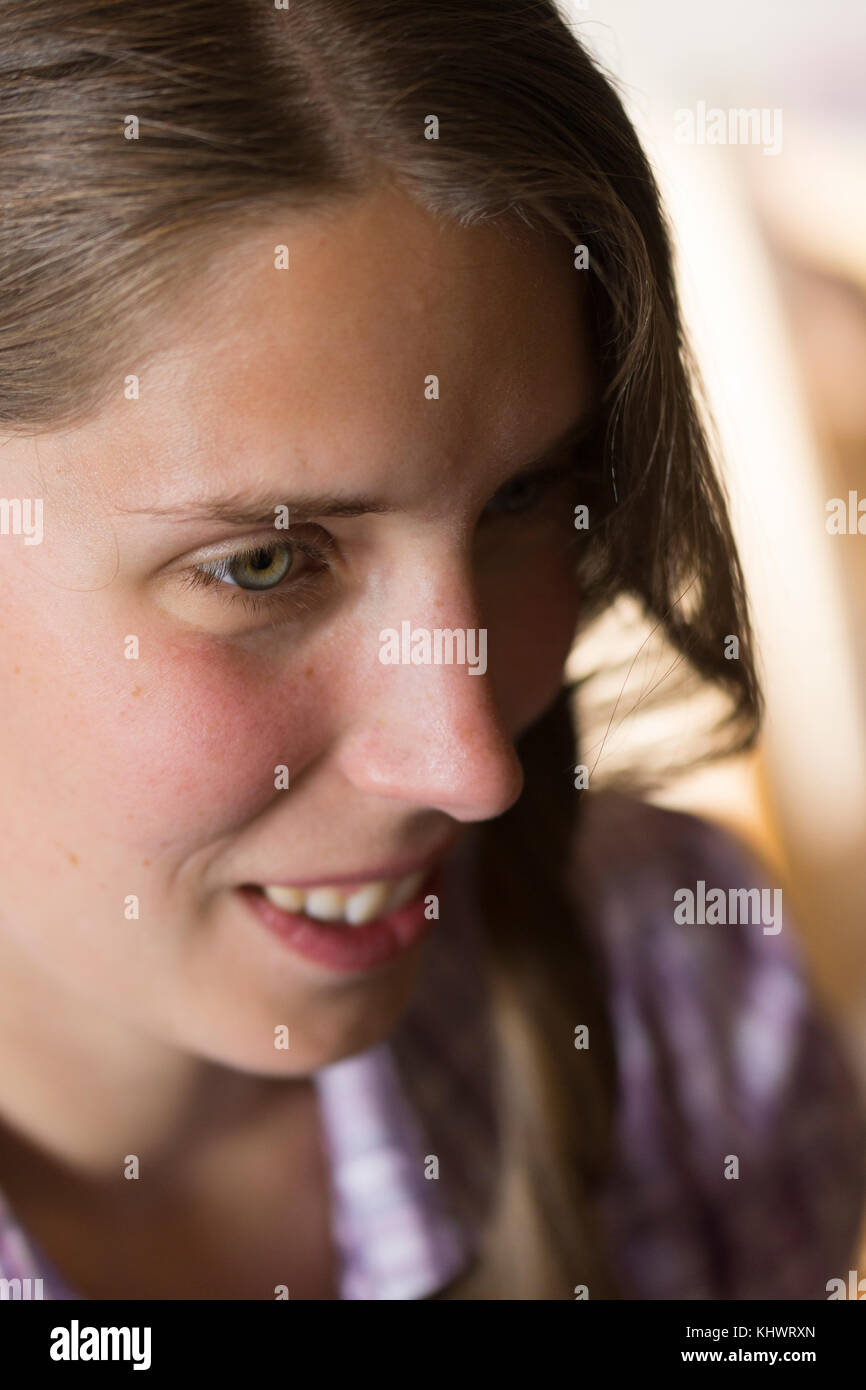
[0,0,761,1297]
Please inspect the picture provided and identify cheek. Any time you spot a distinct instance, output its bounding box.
[0,590,335,861]
[90,633,338,850]
[481,541,579,732]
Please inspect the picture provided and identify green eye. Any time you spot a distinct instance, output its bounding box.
[221,543,294,590]
[181,533,333,621]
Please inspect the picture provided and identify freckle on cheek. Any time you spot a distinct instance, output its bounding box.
[109,648,317,837]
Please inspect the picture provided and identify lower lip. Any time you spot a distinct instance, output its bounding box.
[239,868,442,974]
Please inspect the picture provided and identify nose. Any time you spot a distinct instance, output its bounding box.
[333,578,525,823]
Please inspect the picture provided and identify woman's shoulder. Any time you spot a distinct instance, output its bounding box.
[571,790,866,1299]
[571,787,809,981]
[571,786,770,906]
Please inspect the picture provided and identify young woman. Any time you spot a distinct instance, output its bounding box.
[0,0,862,1300]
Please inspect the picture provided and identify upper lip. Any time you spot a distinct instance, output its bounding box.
[244,839,461,892]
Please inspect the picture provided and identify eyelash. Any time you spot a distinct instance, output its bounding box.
[180,537,330,617]
[181,460,578,616]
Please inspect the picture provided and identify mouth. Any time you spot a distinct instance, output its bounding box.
[258,868,427,928]
[237,860,446,974]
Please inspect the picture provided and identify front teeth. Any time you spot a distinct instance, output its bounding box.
[304,887,347,922]
[263,870,425,928]
[343,881,392,925]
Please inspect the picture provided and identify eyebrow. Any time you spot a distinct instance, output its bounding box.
[117,406,600,528]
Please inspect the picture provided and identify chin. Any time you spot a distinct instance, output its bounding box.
[177,971,417,1078]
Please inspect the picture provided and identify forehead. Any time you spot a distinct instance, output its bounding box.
[38,184,595,507]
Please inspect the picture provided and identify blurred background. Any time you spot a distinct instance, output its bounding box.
[559,0,866,1256]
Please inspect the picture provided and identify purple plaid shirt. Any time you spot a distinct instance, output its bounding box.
[2,792,864,1299]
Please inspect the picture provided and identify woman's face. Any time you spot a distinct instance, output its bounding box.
[0,185,596,1077]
